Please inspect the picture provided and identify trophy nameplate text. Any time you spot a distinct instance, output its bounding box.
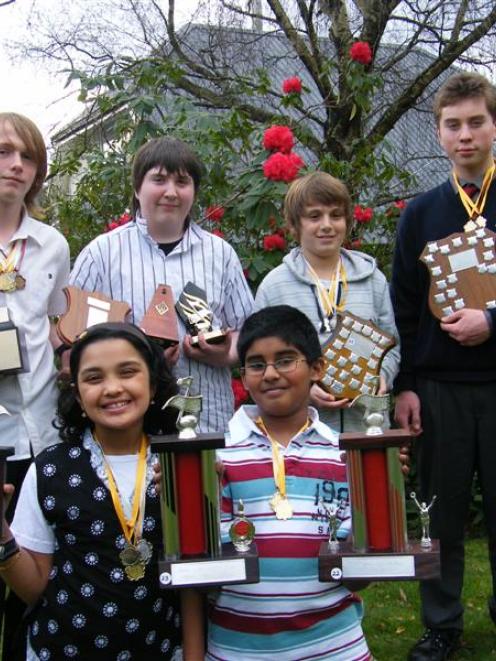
[0,307,25,375]
[150,377,259,589]
[420,223,496,320]
[139,284,179,347]
[176,282,226,346]
[57,286,131,345]
[320,312,396,400]
[319,394,440,582]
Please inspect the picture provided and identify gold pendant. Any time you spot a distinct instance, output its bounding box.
[125,562,146,581]
[270,492,293,520]
[0,272,16,293]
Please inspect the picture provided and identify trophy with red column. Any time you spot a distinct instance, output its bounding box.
[150,377,259,589]
[319,394,440,582]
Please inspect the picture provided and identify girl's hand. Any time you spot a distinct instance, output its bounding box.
[310,383,350,410]
[163,343,180,367]
[152,462,162,495]
[399,444,411,476]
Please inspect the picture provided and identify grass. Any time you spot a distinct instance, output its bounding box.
[362,536,496,660]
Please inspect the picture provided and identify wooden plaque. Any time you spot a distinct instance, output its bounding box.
[320,312,396,400]
[139,284,179,346]
[420,224,496,320]
[57,286,131,345]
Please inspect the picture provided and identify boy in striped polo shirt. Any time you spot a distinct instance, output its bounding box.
[208,305,371,660]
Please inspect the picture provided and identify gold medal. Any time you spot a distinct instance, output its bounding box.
[119,543,140,567]
[270,492,293,520]
[94,434,151,581]
[0,272,16,293]
[125,562,146,581]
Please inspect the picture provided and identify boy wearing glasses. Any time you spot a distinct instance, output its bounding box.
[207,305,371,660]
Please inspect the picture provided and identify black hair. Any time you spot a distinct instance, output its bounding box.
[131,137,204,216]
[55,322,178,443]
[237,305,322,365]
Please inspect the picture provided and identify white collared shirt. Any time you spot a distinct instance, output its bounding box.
[70,217,254,433]
[0,213,70,457]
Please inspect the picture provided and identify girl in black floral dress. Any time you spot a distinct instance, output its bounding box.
[1,322,197,660]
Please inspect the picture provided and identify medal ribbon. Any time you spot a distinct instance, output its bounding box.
[304,257,348,319]
[0,239,26,274]
[453,162,495,220]
[256,417,310,500]
[97,434,148,544]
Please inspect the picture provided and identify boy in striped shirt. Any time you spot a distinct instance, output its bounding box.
[208,305,371,660]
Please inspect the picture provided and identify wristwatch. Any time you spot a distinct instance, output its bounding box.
[0,537,20,562]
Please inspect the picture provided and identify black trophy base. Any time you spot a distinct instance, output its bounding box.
[319,540,440,582]
[158,542,259,589]
[190,329,227,346]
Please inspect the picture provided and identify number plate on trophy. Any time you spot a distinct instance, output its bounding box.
[320,312,396,400]
[420,225,496,320]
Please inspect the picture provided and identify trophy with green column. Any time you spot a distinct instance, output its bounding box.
[319,394,440,582]
[150,377,259,589]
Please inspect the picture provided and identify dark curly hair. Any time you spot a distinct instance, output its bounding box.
[55,322,178,443]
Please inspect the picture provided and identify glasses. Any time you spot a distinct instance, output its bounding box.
[241,357,307,376]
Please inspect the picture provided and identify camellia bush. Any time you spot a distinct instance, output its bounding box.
[47,39,409,284]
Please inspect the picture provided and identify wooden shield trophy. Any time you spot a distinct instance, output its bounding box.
[150,377,259,589]
[319,395,440,582]
[57,286,131,345]
[420,220,496,320]
[176,282,226,346]
[320,312,396,399]
[139,284,179,347]
[0,307,25,375]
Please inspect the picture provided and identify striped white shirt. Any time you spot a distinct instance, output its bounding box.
[207,406,370,660]
[70,217,254,432]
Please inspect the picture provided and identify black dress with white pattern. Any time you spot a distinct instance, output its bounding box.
[28,437,181,660]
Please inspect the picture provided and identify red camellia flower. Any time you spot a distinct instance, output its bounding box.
[232,377,249,409]
[105,211,132,233]
[263,151,304,183]
[394,199,407,210]
[211,228,225,239]
[263,125,294,154]
[263,233,287,252]
[205,205,225,222]
[353,205,374,223]
[282,76,302,94]
[349,41,373,65]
